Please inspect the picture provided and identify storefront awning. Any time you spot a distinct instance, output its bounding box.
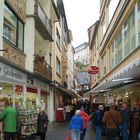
[85,57,140,95]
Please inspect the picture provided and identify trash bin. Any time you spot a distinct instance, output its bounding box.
[56,108,64,122]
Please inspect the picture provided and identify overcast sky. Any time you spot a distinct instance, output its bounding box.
[63,0,100,47]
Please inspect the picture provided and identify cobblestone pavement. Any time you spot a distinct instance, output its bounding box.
[45,121,105,140]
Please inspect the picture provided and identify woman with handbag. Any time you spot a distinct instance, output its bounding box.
[102,102,122,140]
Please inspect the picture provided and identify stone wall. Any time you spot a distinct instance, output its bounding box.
[6,0,27,21]
[3,42,26,68]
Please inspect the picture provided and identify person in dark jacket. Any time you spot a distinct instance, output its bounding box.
[120,103,130,140]
[93,105,104,140]
[37,109,49,140]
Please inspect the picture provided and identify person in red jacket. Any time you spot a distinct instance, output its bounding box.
[80,110,90,140]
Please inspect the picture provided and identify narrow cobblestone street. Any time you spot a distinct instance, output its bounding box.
[46,121,104,140]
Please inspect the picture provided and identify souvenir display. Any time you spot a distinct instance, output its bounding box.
[19,110,38,135]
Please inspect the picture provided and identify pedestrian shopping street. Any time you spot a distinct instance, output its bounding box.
[1,0,140,140]
[45,121,104,140]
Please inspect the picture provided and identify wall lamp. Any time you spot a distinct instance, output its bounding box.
[0,48,8,52]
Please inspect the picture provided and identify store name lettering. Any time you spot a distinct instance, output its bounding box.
[0,66,23,80]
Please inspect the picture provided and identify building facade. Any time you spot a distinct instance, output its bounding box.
[0,0,72,122]
[88,0,140,137]
[74,42,89,66]
[67,43,75,90]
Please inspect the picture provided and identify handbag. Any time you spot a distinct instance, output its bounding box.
[108,111,121,138]
[101,126,106,136]
[65,131,71,140]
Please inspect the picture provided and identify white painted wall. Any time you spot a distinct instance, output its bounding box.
[0,0,4,55]
[74,43,89,65]
[24,0,35,72]
[48,89,55,121]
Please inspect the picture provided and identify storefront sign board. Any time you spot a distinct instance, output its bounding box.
[0,62,26,84]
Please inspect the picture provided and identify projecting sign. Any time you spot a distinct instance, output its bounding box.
[87,66,99,74]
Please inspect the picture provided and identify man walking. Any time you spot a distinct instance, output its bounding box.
[103,102,122,140]
[0,102,17,140]
[80,110,90,140]
[120,103,130,140]
[93,105,104,140]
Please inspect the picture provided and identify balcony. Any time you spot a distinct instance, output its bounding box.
[34,54,52,81]
[34,0,53,41]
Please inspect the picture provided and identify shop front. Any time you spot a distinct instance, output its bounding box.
[0,61,50,139]
[89,57,140,139]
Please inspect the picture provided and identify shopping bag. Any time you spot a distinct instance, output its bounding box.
[65,135,71,140]
[65,131,71,140]
[101,126,106,136]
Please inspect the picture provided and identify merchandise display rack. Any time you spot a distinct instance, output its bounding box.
[19,110,38,139]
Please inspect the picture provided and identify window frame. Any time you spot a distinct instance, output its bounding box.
[56,57,61,76]
[3,3,24,52]
[56,29,60,50]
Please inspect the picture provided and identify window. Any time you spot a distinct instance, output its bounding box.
[109,0,119,24]
[109,0,114,23]
[111,43,115,68]
[138,0,140,45]
[103,18,106,35]
[115,30,123,65]
[124,9,135,57]
[56,29,60,49]
[3,4,24,51]
[56,57,60,76]
[49,53,52,66]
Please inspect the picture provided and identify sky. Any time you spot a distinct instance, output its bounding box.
[63,0,100,47]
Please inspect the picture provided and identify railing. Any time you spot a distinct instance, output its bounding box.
[34,54,52,81]
[34,0,53,41]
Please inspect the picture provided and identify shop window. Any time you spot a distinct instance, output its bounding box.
[3,4,24,51]
[56,57,60,76]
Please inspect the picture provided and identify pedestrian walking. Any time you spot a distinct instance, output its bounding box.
[93,105,104,140]
[102,102,122,140]
[120,103,130,140]
[65,104,71,121]
[68,110,84,140]
[80,110,90,140]
[37,108,49,140]
[0,101,17,140]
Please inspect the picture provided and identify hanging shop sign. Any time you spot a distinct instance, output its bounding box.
[87,66,99,74]
[0,62,26,83]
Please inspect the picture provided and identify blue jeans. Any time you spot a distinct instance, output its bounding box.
[95,126,102,140]
[71,130,80,140]
[80,128,86,140]
[120,122,129,140]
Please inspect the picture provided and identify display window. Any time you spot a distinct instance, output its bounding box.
[26,87,39,110]
[0,83,14,106]
[40,90,48,109]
